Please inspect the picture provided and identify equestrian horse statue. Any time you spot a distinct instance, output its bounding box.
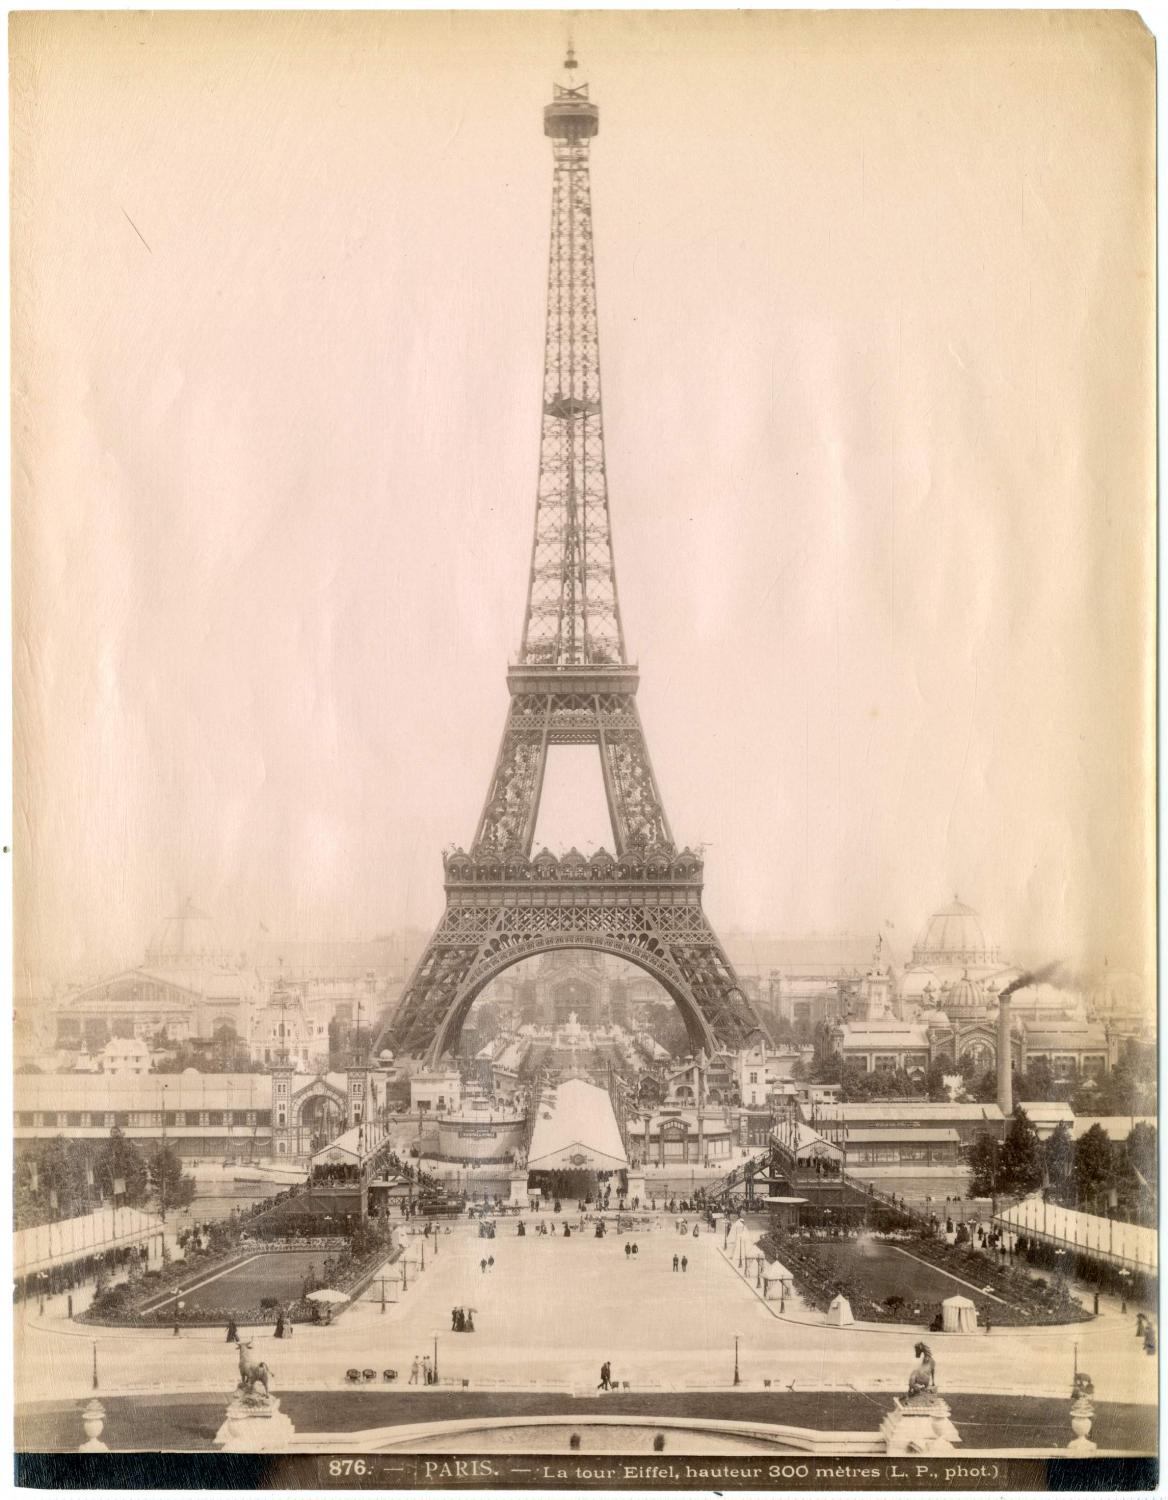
[906,1342,936,1402]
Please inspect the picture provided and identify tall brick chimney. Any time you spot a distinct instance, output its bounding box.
[997,992,1013,1117]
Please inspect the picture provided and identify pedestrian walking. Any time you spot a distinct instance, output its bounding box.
[673,1254,679,1272]
[226,1317,239,1343]
[692,1224,699,1239]
[681,1255,688,1273]
[488,1255,495,1270]
[625,1242,632,1258]
[409,1356,421,1385]
[480,1258,487,1274]
[598,1360,611,1391]
[274,1310,286,1339]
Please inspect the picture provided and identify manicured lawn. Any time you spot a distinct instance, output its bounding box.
[14,1389,1157,1454]
[805,1237,1002,1316]
[139,1251,323,1315]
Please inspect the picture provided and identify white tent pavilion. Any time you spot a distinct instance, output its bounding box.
[525,1078,628,1175]
[941,1294,978,1333]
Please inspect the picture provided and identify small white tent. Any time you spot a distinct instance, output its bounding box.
[941,1294,978,1333]
[826,1294,854,1326]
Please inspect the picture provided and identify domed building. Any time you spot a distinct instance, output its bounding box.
[898,896,1018,1008]
[52,899,256,1057]
[145,900,229,970]
[937,969,990,1019]
[831,895,1115,1086]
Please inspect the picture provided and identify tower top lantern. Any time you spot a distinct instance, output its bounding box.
[544,48,599,139]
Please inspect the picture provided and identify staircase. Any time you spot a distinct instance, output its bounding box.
[708,1150,771,1207]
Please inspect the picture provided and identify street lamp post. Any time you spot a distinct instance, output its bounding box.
[160,1083,168,1223]
[733,1333,741,1387]
[173,1296,184,1336]
[380,1277,387,1314]
[432,1333,439,1384]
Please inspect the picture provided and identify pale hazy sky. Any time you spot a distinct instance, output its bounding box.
[13,11,1155,983]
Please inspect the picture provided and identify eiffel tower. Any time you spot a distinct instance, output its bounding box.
[377,51,765,1065]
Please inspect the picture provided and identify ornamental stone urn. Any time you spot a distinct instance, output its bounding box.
[79,1399,108,1452]
[1068,1397,1097,1455]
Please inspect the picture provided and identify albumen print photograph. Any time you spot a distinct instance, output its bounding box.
[10,8,1157,1488]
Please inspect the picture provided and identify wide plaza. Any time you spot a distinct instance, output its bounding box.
[16,1212,1157,1439]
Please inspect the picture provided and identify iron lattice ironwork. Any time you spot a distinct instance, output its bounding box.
[375,56,765,1065]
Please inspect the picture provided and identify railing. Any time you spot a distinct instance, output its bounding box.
[707,1150,770,1203]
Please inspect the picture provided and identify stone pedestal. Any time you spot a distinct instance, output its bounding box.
[508,1171,530,1208]
[78,1399,108,1452]
[626,1170,645,1206]
[1068,1398,1097,1455]
[880,1396,960,1455]
[214,1393,297,1452]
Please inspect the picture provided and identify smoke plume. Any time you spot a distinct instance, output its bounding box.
[998,960,1066,1000]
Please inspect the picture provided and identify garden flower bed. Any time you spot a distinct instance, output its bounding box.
[759,1227,1090,1328]
[80,1228,400,1328]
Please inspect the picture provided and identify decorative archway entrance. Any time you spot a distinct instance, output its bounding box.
[287,1081,347,1157]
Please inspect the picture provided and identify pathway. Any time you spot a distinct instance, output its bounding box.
[14,1218,1157,1411]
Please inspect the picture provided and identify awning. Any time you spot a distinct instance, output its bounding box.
[14,1206,164,1277]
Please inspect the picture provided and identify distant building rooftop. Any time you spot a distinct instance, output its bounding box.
[845,1128,960,1144]
[812,1101,1005,1124]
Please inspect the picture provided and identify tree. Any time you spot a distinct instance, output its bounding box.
[1125,1122,1156,1199]
[94,1126,148,1206]
[996,1106,1044,1195]
[967,1131,999,1197]
[1021,1056,1056,1102]
[17,1137,94,1224]
[147,1141,197,1212]
[1044,1122,1075,1203]
[1073,1123,1114,1212]
[925,1061,951,1102]
[1089,1040,1156,1116]
[970,1068,999,1104]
